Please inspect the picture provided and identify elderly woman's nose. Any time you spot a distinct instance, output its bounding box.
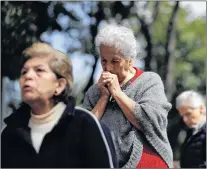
[24,69,35,79]
[105,64,113,72]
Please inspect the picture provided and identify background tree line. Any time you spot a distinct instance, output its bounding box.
[1,1,206,161]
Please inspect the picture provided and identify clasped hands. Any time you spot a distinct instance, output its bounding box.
[98,71,122,99]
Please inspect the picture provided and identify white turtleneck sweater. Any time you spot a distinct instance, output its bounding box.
[28,102,66,153]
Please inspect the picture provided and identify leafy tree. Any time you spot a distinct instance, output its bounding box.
[1,1,206,160]
[1,1,79,80]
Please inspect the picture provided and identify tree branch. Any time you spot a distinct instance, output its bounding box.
[136,2,160,71]
[136,9,152,71]
[163,1,180,101]
[151,2,160,25]
[82,2,104,96]
[164,2,179,67]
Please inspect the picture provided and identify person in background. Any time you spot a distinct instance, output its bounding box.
[1,42,117,168]
[82,24,173,168]
[176,90,206,168]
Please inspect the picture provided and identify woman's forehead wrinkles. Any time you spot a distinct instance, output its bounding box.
[23,62,47,69]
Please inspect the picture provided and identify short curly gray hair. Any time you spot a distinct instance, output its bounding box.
[95,24,137,60]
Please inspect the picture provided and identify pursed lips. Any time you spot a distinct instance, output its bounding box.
[22,84,33,91]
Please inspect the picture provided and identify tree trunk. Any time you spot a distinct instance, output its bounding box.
[163,2,179,101]
[82,2,105,99]
[137,2,160,71]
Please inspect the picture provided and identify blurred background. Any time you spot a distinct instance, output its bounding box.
[1,1,206,165]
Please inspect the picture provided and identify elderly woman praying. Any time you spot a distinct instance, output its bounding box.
[82,24,173,168]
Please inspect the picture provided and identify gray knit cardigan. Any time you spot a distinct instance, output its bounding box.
[82,72,173,168]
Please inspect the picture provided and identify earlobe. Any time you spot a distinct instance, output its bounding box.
[200,105,205,115]
[129,58,133,66]
[54,91,58,96]
[54,90,60,96]
[55,78,67,96]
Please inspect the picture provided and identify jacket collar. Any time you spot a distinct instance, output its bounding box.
[4,97,76,128]
[191,119,206,135]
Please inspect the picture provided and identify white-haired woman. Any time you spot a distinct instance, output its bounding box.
[82,24,173,168]
[176,90,206,168]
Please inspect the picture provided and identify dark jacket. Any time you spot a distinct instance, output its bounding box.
[1,101,117,168]
[180,123,206,168]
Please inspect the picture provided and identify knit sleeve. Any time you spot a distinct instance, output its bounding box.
[82,84,100,111]
[133,72,172,144]
[82,90,93,111]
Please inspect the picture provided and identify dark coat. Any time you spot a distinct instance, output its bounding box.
[1,101,117,168]
[180,123,206,168]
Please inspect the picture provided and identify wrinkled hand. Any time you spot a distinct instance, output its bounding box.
[101,72,121,97]
[98,71,110,98]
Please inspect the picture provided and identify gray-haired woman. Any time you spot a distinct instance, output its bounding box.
[1,42,117,168]
[82,24,173,168]
[176,90,206,168]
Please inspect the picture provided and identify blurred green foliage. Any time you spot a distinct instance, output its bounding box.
[1,1,206,160]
